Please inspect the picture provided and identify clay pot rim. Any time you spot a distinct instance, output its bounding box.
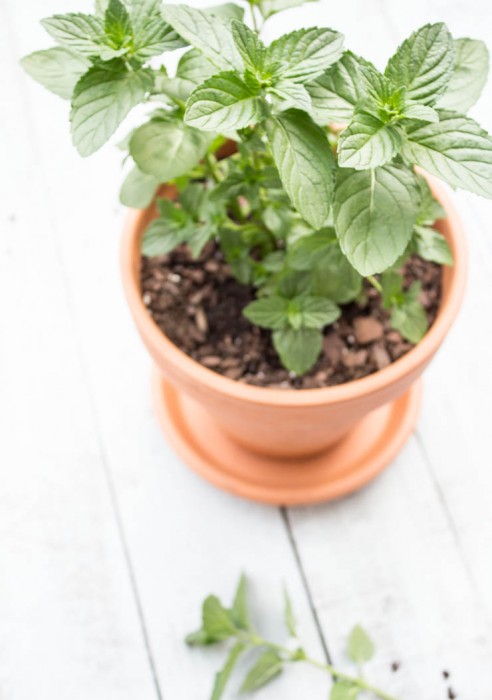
[121,174,467,408]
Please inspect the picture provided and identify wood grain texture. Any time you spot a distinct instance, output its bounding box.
[2,0,492,699]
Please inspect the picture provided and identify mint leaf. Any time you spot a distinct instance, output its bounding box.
[269,80,312,112]
[306,51,368,124]
[202,595,237,641]
[104,0,132,52]
[333,165,420,275]
[71,61,152,156]
[402,110,492,199]
[347,625,375,664]
[128,0,186,59]
[211,642,246,700]
[385,23,455,105]
[415,174,445,226]
[177,48,217,85]
[414,226,453,265]
[267,110,335,229]
[161,5,242,71]
[289,228,336,270]
[267,28,344,83]
[438,38,489,112]
[41,13,106,56]
[402,102,438,122]
[205,3,245,21]
[142,220,184,256]
[338,112,402,169]
[120,165,158,208]
[185,72,268,131]
[21,47,90,100]
[390,283,428,343]
[272,327,322,375]
[231,20,266,74]
[130,117,212,180]
[241,650,284,692]
[231,574,250,631]
[243,296,289,329]
[331,681,360,699]
[258,0,318,20]
[294,296,340,329]
[284,589,297,637]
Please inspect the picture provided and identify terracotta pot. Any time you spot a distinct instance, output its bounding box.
[121,176,466,503]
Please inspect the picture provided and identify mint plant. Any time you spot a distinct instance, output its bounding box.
[22,0,491,376]
[186,574,397,700]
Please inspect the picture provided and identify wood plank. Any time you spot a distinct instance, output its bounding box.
[0,5,160,700]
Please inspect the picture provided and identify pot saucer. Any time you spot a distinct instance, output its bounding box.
[152,370,422,505]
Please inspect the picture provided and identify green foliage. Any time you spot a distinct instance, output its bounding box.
[347,625,375,664]
[185,575,396,700]
[23,0,492,375]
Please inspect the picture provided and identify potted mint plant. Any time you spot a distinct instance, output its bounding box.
[22,0,489,503]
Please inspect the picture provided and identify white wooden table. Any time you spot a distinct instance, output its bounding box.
[1,1,492,698]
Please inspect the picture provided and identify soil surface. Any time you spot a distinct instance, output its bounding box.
[141,242,442,389]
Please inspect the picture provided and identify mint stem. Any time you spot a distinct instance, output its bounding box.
[238,632,398,700]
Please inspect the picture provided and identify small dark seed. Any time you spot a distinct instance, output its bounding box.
[448,688,456,699]
[391,662,400,672]
[442,670,450,680]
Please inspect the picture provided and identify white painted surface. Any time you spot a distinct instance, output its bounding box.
[1,1,491,699]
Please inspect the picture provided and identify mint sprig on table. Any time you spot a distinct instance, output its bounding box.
[21,0,491,376]
[186,574,397,700]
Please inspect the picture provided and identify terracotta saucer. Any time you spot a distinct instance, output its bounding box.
[151,369,422,505]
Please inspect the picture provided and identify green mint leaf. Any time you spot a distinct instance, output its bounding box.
[177,48,217,85]
[385,23,454,105]
[130,117,213,180]
[104,0,132,50]
[188,223,215,258]
[41,13,106,56]
[161,5,242,71]
[202,595,237,641]
[338,112,402,169]
[243,296,289,330]
[333,165,420,275]
[240,650,284,692]
[185,628,213,646]
[272,327,322,375]
[267,28,344,84]
[185,72,269,131]
[284,588,297,637]
[258,0,318,21]
[120,165,158,208]
[289,228,336,270]
[402,102,439,122]
[311,252,362,304]
[289,229,362,303]
[381,270,405,308]
[128,0,187,60]
[347,625,375,664]
[414,226,453,265]
[205,3,245,21]
[231,574,250,631]
[293,296,340,329]
[142,218,186,256]
[415,174,445,225]
[231,20,266,74]
[402,110,492,199]
[331,681,360,699]
[269,80,312,112]
[21,47,90,100]
[306,51,368,124]
[210,173,246,201]
[71,61,152,156]
[390,283,428,343]
[211,642,246,700]
[267,110,335,229]
[438,38,489,112]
